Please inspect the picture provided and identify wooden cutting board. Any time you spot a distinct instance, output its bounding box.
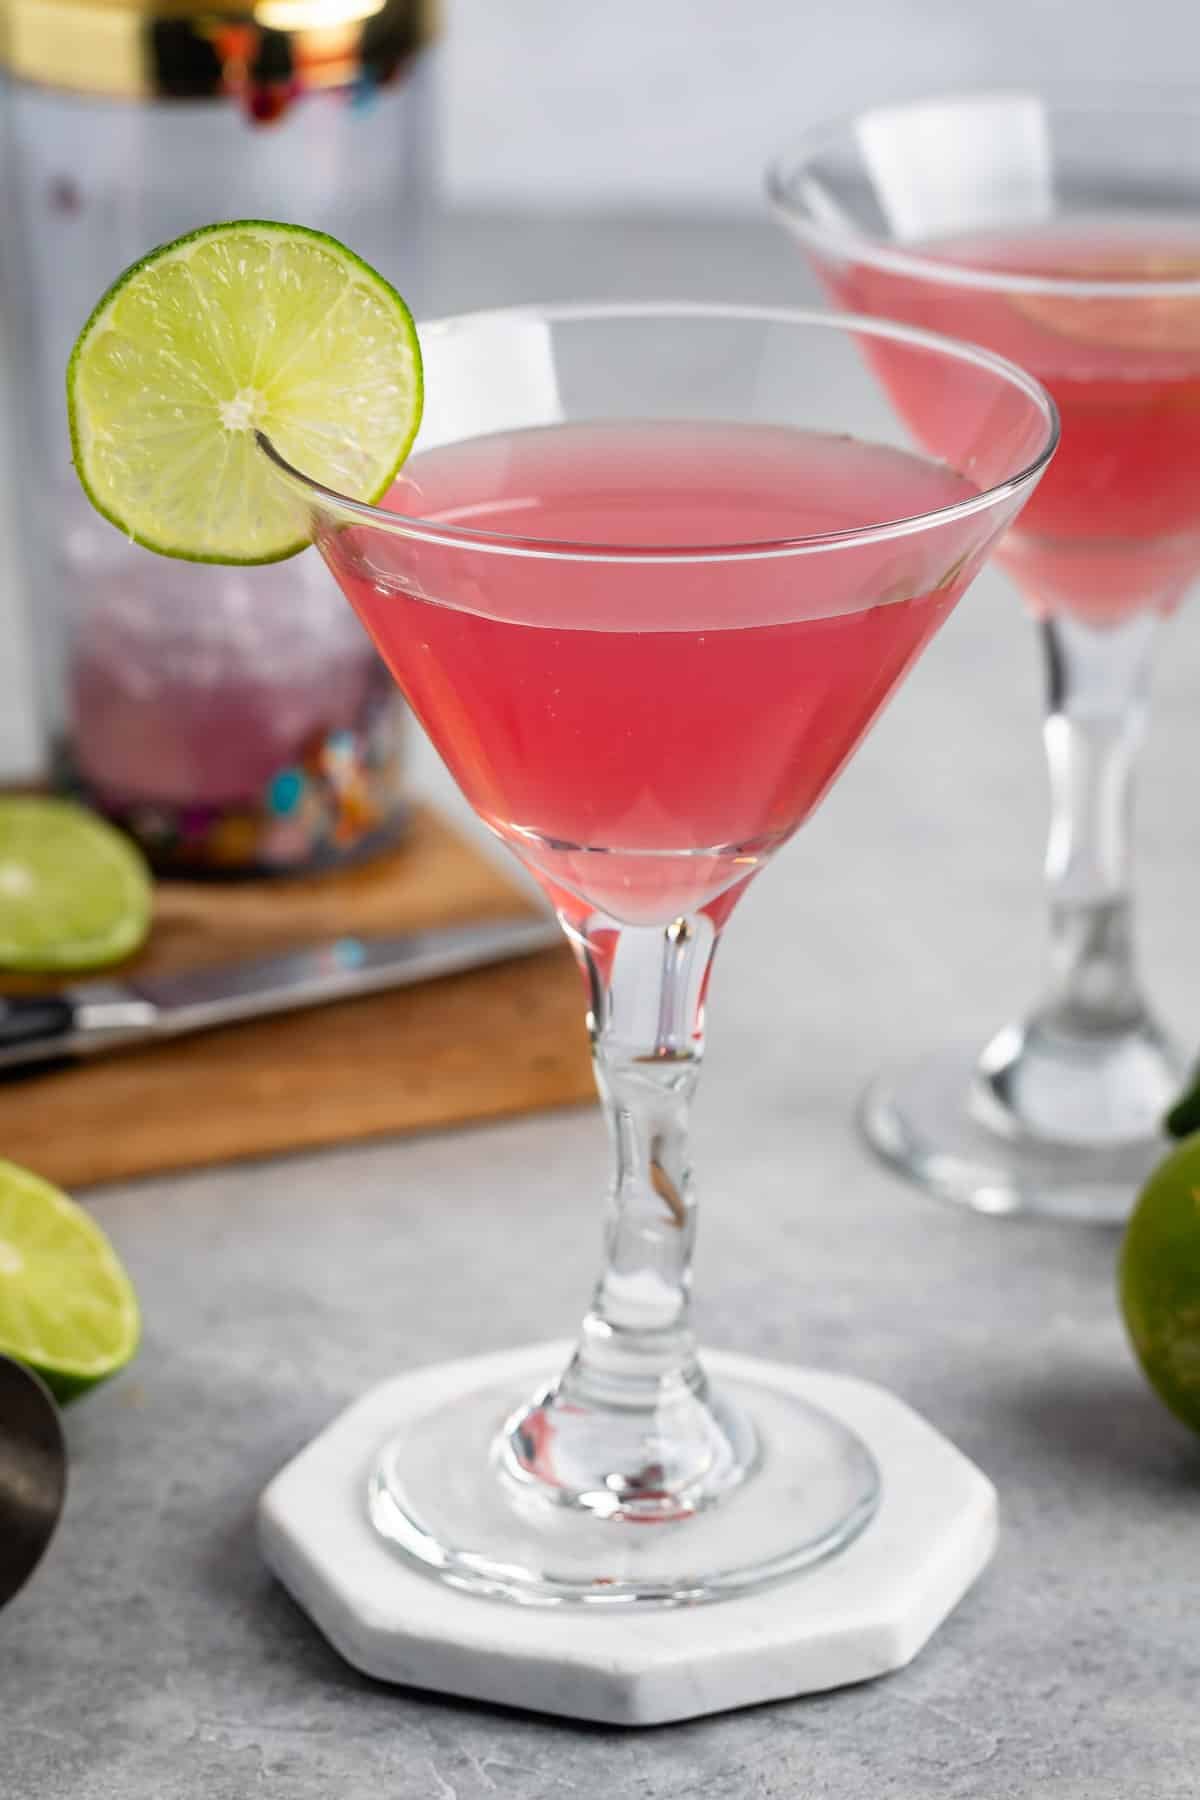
[0,805,594,1190]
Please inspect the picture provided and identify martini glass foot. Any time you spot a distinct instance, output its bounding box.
[368,1358,880,1606]
[860,1024,1185,1224]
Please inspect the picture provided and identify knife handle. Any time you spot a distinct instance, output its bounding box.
[0,997,76,1067]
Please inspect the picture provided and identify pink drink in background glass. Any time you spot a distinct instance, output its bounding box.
[835,223,1200,626]
[340,420,980,921]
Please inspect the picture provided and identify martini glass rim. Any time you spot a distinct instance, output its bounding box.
[257,299,1057,566]
[767,84,1200,301]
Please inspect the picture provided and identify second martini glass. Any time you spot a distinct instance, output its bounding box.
[770,91,1200,1222]
[262,303,1055,1605]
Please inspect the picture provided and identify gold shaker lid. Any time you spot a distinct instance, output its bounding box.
[0,0,437,105]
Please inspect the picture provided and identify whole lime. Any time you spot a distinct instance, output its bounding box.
[1120,1136,1200,1435]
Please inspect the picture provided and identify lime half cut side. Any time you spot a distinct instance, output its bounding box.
[0,797,151,973]
[0,1161,140,1403]
[67,220,423,564]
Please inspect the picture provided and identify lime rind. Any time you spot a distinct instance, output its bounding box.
[0,797,152,973]
[0,1159,140,1403]
[67,220,423,566]
[1120,1138,1200,1437]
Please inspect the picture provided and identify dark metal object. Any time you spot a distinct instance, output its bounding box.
[0,1356,67,1611]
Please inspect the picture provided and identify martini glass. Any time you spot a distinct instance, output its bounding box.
[260,303,1055,1606]
[770,91,1200,1222]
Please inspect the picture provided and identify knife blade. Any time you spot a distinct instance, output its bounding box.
[0,914,563,1074]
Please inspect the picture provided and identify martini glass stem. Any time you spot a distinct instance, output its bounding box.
[976,605,1181,1152]
[579,911,705,1359]
[1037,611,1157,1033]
[501,907,756,1519]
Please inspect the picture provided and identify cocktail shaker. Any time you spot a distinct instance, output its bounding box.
[0,0,437,873]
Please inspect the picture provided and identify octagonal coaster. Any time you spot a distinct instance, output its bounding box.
[259,1344,996,1727]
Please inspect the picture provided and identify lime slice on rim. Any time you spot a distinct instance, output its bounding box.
[1011,252,1200,353]
[67,220,423,564]
[0,797,151,973]
[0,1160,140,1403]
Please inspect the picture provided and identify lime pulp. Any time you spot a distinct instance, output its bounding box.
[0,797,151,973]
[0,1160,140,1403]
[67,220,423,564]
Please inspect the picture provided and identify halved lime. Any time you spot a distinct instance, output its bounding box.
[67,220,423,564]
[0,797,152,972]
[0,1160,140,1403]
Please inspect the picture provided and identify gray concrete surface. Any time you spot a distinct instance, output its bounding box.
[4,213,1200,1798]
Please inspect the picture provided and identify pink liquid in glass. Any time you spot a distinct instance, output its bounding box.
[836,223,1200,625]
[337,421,980,921]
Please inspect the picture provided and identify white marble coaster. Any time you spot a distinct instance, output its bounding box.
[258,1343,996,1727]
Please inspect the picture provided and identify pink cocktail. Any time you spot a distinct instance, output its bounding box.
[770,92,1200,1221]
[345,421,974,922]
[262,303,1054,1608]
[837,224,1200,627]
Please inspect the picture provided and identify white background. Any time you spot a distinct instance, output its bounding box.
[441,0,1198,213]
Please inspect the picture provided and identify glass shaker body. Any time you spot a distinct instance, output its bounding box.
[2,1,437,872]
